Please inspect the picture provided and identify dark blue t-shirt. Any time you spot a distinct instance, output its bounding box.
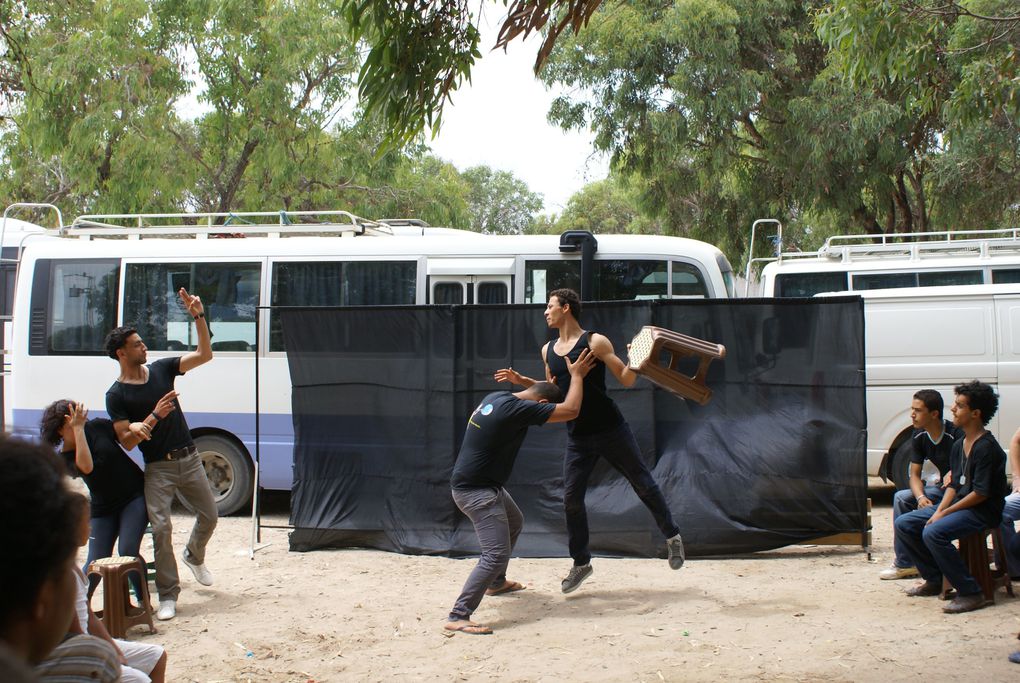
[105,357,194,464]
[451,391,555,489]
[910,420,959,481]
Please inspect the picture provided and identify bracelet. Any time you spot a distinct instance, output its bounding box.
[150,411,161,422]
[194,312,205,320]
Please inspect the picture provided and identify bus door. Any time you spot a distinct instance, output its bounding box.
[426,258,514,305]
[994,293,1020,449]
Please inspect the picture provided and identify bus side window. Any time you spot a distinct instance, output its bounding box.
[671,261,708,298]
[594,260,667,300]
[125,262,260,352]
[852,272,917,290]
[31,259,120,355]
[993,269,1020,284]
[524,260,580,304]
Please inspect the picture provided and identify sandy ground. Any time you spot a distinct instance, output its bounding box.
[91,488,1020,682]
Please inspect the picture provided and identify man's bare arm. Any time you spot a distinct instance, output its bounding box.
[589,333,637,387]
[178,287,213,373]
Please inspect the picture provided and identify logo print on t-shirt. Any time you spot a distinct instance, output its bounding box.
[468,402,494,429]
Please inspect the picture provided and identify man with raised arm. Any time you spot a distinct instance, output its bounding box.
[105,287,217,622]
[880,389,958,580]
[445,349,596,635]
[495,288,684,594]
[895,380,1008,614]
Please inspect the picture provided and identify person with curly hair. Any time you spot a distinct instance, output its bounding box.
[895,380,1009,614]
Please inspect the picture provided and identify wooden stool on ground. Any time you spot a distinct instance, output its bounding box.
[87,556,156,638]
[627,326,726,405]
[941,528,1014,602]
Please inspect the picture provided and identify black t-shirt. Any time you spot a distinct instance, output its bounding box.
[451,391,555,489]
[546,332,624,437]
[106,357,193,464]
[948,431,1008,527]
[61,418,145,518]
[910,420,959,480]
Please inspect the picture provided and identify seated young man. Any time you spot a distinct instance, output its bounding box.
[881,389,958,580]
[39,493,168,683]
[0,435,119,679]
[894,380,1008,614]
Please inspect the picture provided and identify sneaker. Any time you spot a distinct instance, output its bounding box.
[904,580,942,597]
[156,599,176,621]
[182,550,214,586]
[942,592,991,614]
[667,535,685,570]
[561,564,593,594]
[879,565,919,580]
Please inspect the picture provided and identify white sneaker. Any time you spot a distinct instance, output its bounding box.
[156,599,176,621]
[182,550,214,586]
[879,565,919,580]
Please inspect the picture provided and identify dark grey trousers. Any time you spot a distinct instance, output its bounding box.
[448,486,523,621]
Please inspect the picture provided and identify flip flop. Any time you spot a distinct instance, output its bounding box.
[444,621,493,635]
[486,581,526,596]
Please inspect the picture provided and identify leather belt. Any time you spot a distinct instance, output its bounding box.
[164,445,198,461]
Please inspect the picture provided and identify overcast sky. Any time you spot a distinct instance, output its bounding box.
[426,10,609,216]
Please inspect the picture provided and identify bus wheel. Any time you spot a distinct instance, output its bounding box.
[180,435,253,516]
[889,439,914,491]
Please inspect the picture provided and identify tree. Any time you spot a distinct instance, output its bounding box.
[337,0,607,146]
[536,0,1020,268]
[461,165,543,234]
[553,175,663,235]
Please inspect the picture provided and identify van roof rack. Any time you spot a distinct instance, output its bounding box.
[811,227,1020,263]
[62,210,410,239]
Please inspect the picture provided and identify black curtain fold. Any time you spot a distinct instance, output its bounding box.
[283,298,866,557]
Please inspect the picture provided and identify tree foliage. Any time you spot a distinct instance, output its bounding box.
[461,164,543,234]
[0,0,545,230]
[537,0,1020,267]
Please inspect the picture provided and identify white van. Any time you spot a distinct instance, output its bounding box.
[824,284,1020,486]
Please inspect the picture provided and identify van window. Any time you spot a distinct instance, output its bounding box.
[854,270,982,290]
[992,269,1020,284]
[594,260,667,300]
[31,259,120,355]
[775,271,848,297]
[125,262,260,352]
[853,272,917,290]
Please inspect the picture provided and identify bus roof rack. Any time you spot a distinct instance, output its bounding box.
[62,210,408,239]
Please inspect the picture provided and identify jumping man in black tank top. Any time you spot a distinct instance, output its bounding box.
[494,288,684,593]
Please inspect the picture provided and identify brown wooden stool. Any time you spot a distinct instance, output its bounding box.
[87,556,156,638]
[940,527,1014,602]
[627,326,726,405]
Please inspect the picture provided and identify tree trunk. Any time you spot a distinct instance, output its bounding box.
[906,168,928,233]
[894,171,913,233]
[215,138,259,215]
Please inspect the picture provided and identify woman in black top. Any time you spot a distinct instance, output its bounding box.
[40,399,151,598]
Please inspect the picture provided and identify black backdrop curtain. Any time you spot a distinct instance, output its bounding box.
[282,298,866,557]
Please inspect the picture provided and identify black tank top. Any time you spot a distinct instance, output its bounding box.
[546,331,624,437]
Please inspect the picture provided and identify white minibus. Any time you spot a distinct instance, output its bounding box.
[7,209,736,514]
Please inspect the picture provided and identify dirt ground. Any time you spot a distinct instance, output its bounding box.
[94,488,1020,682]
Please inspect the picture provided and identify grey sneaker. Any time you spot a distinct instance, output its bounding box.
[561,564,593,594]
[182,549,214,586]
[667,535,685,570]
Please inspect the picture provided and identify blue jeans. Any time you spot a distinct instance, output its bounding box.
[564,422,680,566]
[84,494,149,600]
[894,505,988,596]
[891,485,945,568]
[1000,492,1020,577]
[449,487,523,621]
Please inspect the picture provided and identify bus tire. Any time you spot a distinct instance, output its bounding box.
[177,435,253,517]
[889,439,914,491]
